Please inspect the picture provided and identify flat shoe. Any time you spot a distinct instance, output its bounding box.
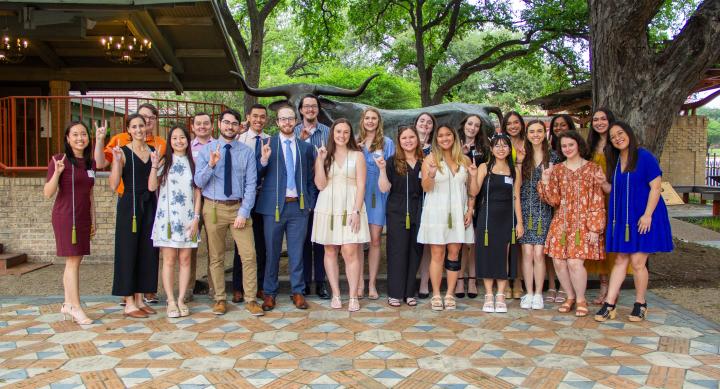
[139,305,157,315]
[124,310,148,318]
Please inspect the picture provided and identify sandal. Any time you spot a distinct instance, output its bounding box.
[387,297,401,307]
[594,302,616,322]
[592,278,609,305]
[368,286,379,300]
[495,293,507,313]
[467,277,478,299]
[357,287,365,300]
[330,295,342,309]
[443,295,456,310]
[628,302,648,322]
[555,290,567,303]
[558,298,576,313]
[454,277,466,298]
[575,300,589,317]
[431,295,444,311]
[406,297,417,306]
[545,289,557,303]
[348,297,360,312]
[178,303,190,317]
[512,286,523,300]
[482,294,495,313]
[166,302,180,319]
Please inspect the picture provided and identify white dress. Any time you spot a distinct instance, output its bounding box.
[417,161,474,244]
[151,155,199,248]
[312,151,371,245]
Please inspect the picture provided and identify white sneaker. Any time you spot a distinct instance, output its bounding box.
[531,294,544,310]
[520,294,533,309]
[482,294,495,313]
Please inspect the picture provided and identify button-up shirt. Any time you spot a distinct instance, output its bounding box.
[237,128,270,150]
[293,122,330,155]
[194,138,257,218]
[279,133,298,197]
[191,136,214,163]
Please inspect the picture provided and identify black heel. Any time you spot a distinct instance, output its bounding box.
[467,277,478,299]
[454,277,466,298]
[628,302,647,322]
[594,302,616,322]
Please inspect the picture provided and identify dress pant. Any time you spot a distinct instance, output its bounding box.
[203,201,257,301]
[303,210,326,285]
[386,213,422,300]
[263,201,308,296]
[233,210,265,293]
[188,224,213,293]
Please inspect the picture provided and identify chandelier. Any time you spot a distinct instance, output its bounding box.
[0,34,28,64]
[100,27,151,65]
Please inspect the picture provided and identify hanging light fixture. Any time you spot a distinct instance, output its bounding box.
[0,32,28,64]
[100,24,151,65]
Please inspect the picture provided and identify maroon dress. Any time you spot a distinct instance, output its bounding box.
[47,155,95,256]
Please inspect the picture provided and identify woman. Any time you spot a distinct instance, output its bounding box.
[518,120,559,310]
[414,112,437,299]
[378,126,424,307]
[595,122,673,322]
[312,119,370,312]
[538,131,606,317]
[149,125,201,318]
[501,111,526,299]
[44,121,96,325]
[549,114,577,154]
[471,134,523,313]
[109,114,159,318]
[357,108,395,300]
[455,114,489,299]
[417,125,475,311]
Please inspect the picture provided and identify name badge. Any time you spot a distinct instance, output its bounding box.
[504,176,513,185]
[418,171,422,179]
[87,170,96,178]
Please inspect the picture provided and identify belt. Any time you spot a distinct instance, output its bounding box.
[285,197,298,203]
[204,197,242,206]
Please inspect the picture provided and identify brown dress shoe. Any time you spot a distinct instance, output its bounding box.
[256,290,265,300]
[139,305,157,315]
[232,290,244,303]
[292,293,309,310]
[262,295,276,311]
[212,300,227,315]
[123,310,148,318]
[246,301,264,316]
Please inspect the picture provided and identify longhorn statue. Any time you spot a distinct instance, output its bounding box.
[230,71,503,135]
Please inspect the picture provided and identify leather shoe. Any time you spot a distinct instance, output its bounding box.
[246,301,264,316]
[292,293,309,309]
[303,284,311,295]
[262,295,276,311]
[232,290,244,304]
[123,310,148,318]
[212,300,227,315]
[256,290,264,300]
[139,305,157,315]
[316,282,330,300]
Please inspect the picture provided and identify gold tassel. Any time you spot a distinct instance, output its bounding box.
[575,228,581,246]
[536,219,542,236]
[342,210,347,226]
[71,225,77,245]
[330,214,334,231]
[132,215,137,233]
[560,231,566,246]
[405,212,410,230]
[167,222,172,239]
[371,192,376,208]
[527,214,533,230]
[484,229,489,247]
[299,193,305,210]
[275,205,280,222]
[212,206,217,224]
[192,232,198,243]
[448,212,453,229]
[625,223,630,242]
[511,228,516,244]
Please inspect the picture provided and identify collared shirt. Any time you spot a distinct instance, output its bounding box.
[237,128,270,151]
[103,132,166,195]
[191,136,214,163]
[293,122,330,154]
[194,138,257,218]
[279,133,298,197]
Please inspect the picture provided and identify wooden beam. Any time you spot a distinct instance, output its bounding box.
[0,67,168,82]
[128,11,184,74]
[547,98,592,114]
[169,72,184,95]
[175,49,226,58]
[53,48,104,57]
[31,41,66,70]
[3,23,86,41]
[156,16,213,26]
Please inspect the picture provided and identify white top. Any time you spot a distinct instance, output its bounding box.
[417,161,474,244]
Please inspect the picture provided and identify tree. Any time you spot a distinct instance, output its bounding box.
[589,0,720,155]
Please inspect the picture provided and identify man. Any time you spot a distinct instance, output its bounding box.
[256,106,316,311]
[194,109,263,316]
[186,112,215,302]
[94,102,166,305]
[294,94,330,299]
[233,104,270,304]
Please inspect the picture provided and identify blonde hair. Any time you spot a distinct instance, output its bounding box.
[357,107,385,152]
[431,125,465,172]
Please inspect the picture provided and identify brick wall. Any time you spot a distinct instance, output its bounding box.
[658,115,708,186]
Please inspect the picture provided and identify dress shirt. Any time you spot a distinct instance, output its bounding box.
[237,128,270,149]
[293,122,330,152]
[280,133,298,197]
[194,138,257,218]
[191,136,214,163]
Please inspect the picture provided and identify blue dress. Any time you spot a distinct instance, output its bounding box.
[606,148,673,253]
[362,137,396,226]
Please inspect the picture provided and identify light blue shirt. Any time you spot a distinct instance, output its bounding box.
[194,138,257,218]
[294,122,330,156]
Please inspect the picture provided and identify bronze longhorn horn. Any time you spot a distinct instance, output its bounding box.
[315,74,380,97]
[230,71,290,97]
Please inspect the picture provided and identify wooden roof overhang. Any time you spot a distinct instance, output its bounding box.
[0,0,242,94]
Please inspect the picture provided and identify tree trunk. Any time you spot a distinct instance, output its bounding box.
[590,0,720,156]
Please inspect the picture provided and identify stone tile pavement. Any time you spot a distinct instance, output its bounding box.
[0,292,718,388]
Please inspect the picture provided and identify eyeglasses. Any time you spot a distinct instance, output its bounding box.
[301,105,318,110]
[221,120,240,127]
[609,132,626,142]
[141,115,157,122]
[278,117,296,122]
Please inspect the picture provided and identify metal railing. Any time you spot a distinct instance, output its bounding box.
[0,96,227,173]
[708,152,720,187]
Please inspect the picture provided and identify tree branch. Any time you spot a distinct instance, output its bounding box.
[438,0,462,51]
[218,0,251,70]
[421,0,460,32]
[259,0,282,22]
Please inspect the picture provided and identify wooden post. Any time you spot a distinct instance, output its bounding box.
[49,80,71,157]
[714,200,720,216]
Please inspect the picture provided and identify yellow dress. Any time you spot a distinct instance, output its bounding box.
[584,152,632,275]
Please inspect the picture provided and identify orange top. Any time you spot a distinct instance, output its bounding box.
[103,133,167,195]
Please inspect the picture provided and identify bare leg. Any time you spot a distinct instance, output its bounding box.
[532,245,546,295]
[161,248,178,305]
[63,256,89,319]
[521,244,535,294]
[567,258,588,303]
[630,253,649,304]
[419,246,431,295]
[552,259,575,300]
[429,244,446,297]
[177,248,192,306]
[483,278,494,295]
[604,254,630,304]
[444,243,461,298]
[455,244,469,295]
[324,245,341,297]
[367,225,383,298]
[546,256,557,290]
[342,244,361,299]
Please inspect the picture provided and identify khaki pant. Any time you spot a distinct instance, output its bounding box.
[203,201,257,302]
[188,225,213,295]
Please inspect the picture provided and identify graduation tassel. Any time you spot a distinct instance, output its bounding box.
[166,222,172,239]
[192,232,198,243]
[275,205,280,222]
[299,193,305,210]
[560,231,566,246]
[371,192,376,208]
[71,225,77,245]
[575,228,581,246]
[447,212,453,229]
[330,214,334,231]
[527,214,533,230]
[132,215,137,233]
[405,213,411,230]
[511,228,516,244]
[484,229,489,247]
[212,206,217,224]
[536,219,542,236]
[342,210,347,226]
[625,223,630,242]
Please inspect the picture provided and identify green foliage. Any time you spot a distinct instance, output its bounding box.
[649,0,703,45]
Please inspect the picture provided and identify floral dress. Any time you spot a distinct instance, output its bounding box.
[151,155,198,248]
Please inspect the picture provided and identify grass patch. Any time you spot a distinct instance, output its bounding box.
[677,216,720,233]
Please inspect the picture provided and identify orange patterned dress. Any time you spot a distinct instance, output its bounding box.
[537,161,606,260]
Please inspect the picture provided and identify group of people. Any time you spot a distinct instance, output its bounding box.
[45,97,673,324]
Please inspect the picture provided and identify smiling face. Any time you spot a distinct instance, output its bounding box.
[333,122,352,147]
[592,111,610,134]
[300,97,319,122]
[491,138,510,160]
[192,114,212,139]
[415,114,434,138]
[248,108,267,133]
[138,106,157,135]
[362,110,379,132]
[276,107,297,136]
[560,136,579,159]
[436,126,455,151]
[218,113,240,140]
[552,117,570,135]
[526,123,546,146]
[398,128,419,154]
[66,123,89,154]
[463,116,481,139]
[169,127,188,154]
[127,117,146,142]
[609,124,630,151]
[505,114,522,137]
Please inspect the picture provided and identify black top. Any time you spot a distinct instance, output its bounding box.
[465,145,489,167]
[385,158,423,224]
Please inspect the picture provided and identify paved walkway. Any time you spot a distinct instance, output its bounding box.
[0,292,718,388]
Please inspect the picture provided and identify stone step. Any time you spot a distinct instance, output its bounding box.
[0,253,27,272]
[0,261,52,276]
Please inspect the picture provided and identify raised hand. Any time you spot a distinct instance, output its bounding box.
[299,126,312,141]
[593,169,607,185]
[373,154,386,170]
[427,157,438,178]
[467,162,478,177]
[260,138,271,161]
[541,164,553,184]
[150,150,160,168]
[52,155,66,175]
[462,141,472,154]
[111,146,124,162]
[94,120,108,142]
[316,145,328,161]
[209,143,221,167]
[516,145,526,164]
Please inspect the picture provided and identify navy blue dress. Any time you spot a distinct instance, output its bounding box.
[606,148,673,253]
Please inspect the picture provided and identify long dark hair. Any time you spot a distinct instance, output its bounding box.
[557,130,591,161]
[487,134,516,181]
[158,124,196,189]
[605,121,640,179]
[393,126,424,176]
[125,113,146,130]
[522,120,550,180]
[549,114,577,152]
[413,112,437,146]
[501,111,526,140]
[587,107,617,156]
[63,120,92,167]
[324,118,361,175]
[458,114,490,165]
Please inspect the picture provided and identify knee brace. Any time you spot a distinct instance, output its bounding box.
[444,258,461,272]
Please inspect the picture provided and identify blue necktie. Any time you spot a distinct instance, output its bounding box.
[224,144,232,197]
[284,140,296,191]
[254,135,261,160]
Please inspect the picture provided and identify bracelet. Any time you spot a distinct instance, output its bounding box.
[193,214,200,220]
[151,166,158,169]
